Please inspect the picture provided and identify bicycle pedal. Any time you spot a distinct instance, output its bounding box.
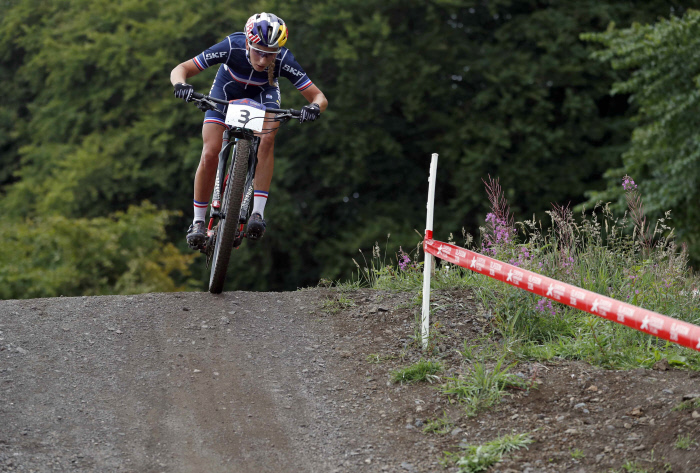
[198,235,214,254]
[247,231,264,242]
[188,241,205,251]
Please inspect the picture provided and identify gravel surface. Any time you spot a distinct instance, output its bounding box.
[1,288,699,472]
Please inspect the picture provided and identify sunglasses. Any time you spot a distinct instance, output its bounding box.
[248,41,279,59]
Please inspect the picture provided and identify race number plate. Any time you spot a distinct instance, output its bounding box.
[225,99,267,132]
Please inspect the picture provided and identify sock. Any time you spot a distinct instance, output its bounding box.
[252,190,268,218]
[193,199,208,223]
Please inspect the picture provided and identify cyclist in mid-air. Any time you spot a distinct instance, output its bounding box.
[170,12,328,250]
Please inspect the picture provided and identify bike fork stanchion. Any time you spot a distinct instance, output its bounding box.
[421,153,439,350]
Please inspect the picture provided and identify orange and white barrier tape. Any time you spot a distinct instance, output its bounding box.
[423,237,700,352]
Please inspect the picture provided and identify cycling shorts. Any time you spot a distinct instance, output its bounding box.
[203,65,281,129]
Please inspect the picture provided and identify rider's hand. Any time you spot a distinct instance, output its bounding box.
[299,103,321,123]
[173,82,194,102]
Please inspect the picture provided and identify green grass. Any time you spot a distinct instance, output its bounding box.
[422,411,453,435]
[440,358,529,417]
[390,359,443,384]
[618,461,651,473]
[458,337,500,362]
[570,448,585,460]
[366,353,398,364]
[441,432,533,472]
[672,397,700,411]
[408,314,448,353]
[674,433,695,450]
[331,278,363,292]
[320,294,356,314]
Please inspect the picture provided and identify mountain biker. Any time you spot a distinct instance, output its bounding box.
[170,12,328,249]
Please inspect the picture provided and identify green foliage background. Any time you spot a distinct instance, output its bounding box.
[0,0,697,298]
[583,9,700,257]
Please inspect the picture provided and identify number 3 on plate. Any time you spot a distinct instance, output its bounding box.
[225,99,267,132]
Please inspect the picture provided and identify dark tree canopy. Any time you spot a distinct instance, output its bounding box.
[0,0,695,298]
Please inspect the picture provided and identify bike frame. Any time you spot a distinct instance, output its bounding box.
[208,127,261,250]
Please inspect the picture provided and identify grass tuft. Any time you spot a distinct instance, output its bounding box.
[442,432,533,472]
[440,358,529,417]
[422,411,453,435]
[570,448,585,460]
[320,293,356,314]
[674,433,696,450]
[366,353,398,364]
[672,397,700,411]
[390,359,443,384]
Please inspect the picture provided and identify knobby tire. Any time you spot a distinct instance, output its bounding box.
[208,139,250,294]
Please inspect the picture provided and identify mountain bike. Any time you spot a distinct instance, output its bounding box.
[188,92,300,293]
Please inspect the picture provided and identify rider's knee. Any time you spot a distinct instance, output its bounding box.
[258,132,276,151]
[201,144,220,165]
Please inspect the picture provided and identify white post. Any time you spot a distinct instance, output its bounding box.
[422,153,438,350]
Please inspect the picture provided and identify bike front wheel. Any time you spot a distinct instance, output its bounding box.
[208,138,250,293]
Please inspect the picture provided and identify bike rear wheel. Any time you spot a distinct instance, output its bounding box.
[208,138,250,293]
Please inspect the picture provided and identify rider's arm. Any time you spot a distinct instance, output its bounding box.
[277,50,327,112]
[172,36,233,85]
[170,60,201,86]
[300,85,328,112]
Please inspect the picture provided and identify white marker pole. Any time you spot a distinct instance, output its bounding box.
[421,153,438,350]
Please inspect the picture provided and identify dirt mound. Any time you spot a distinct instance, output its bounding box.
[1,288,698,472]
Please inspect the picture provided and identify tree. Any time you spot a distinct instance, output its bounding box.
[0,203,197,299]
[268,0,686,283]
[0,0,691,297]
[0,0,227,296]
[582,9,700,259]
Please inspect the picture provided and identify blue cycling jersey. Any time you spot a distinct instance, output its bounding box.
[192,32,313,93]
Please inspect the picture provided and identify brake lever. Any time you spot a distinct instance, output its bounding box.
[195,98,218,112]
[272,113,293,123]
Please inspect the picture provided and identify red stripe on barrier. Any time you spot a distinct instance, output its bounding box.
[424,238,700,352]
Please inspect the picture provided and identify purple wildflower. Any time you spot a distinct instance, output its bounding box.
[482,212,517,255]
[510,246,532,267]
[622,175,637,191]
[398,248,411,271]
[535,298,556,317]
[481,176,516,255]
[560,256,575,268]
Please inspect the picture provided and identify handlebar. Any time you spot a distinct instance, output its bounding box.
[191,92,301,118]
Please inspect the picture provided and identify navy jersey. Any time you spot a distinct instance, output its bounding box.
[192,32,313,92]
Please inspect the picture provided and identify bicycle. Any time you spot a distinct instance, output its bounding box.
[188,91,301,293]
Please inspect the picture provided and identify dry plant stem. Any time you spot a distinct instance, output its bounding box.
[482,175,514,229]
[626,190,652,250]
[550,203,576,252]
[481,175,516,253]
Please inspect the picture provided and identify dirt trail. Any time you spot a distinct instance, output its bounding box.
[0,291,387,472]
[1,288,700,472]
